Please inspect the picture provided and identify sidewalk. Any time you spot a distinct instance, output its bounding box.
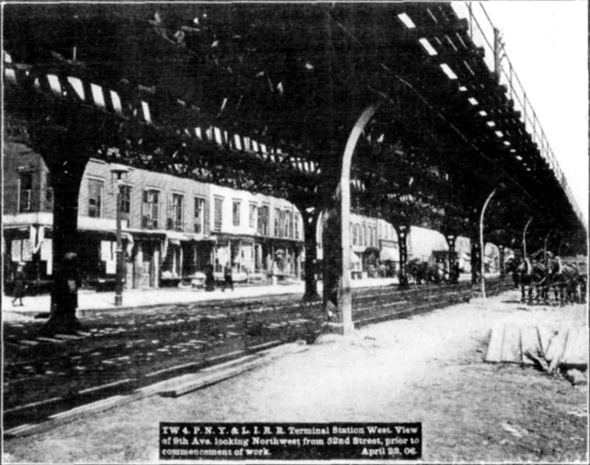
[2,277,399,319]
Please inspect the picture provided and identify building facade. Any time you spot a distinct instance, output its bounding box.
[5,142,494,290]
[3,143,303,290]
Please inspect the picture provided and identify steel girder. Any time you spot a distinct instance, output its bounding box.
[3,3,586,253]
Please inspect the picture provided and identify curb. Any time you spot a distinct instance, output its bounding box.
[4,341,308,439]
[3,290,304,319]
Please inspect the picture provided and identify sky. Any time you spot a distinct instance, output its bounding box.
[453,1,588,227]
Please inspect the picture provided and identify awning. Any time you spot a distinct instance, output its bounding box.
[380,247,398,262]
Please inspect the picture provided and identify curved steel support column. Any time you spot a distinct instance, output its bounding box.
[329,103,380,335]
[479,189,496,298]
[522,217,533,258]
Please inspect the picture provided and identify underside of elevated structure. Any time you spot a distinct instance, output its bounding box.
[3,3,586,332]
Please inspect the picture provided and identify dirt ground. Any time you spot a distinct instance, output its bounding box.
[3,289,588,463]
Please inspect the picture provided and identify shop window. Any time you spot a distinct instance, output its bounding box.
[214,197,223,232]
[142,189,160,229]
[88,178,104,218]
[18,172,33,213]
[232,200,241,227]
[194,197,205,234]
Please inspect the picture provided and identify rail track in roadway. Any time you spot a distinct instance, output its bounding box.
[4,278,513,434]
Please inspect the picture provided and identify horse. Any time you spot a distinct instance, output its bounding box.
[406,259,448,285]
[505,256,521,289]
[546,257,581,306]
[515,257,548,304]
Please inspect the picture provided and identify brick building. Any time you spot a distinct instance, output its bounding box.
[3,142,303,290]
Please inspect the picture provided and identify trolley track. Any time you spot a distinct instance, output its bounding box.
[4,279,510,434]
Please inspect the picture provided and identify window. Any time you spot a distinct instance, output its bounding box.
[142,189,160,229]
[214,197,223,232]
[194,197,205,234]
[352,224,358,245]
[232,200,241,227]
[363,224,367,246]
[119,185,131,216]
[274,208,281,237]
[258,204,270,236]
[18,172,33,213]
[287,211,293,238]
[45,172,53,209]
[294,212,300,240]
[249,203,258,229]
[88,178,104,218]
[169,193,184,231]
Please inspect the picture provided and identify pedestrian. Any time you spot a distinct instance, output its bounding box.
[222,262,234,292]
[12,263,26,306]
[205,264,215,291]
[63,252,80,311]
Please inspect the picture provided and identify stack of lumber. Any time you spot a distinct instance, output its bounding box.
[485,324,588,370]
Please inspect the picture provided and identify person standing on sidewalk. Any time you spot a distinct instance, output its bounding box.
[222,262,234,292]
[205,264,215,291]
[11,263,26,306]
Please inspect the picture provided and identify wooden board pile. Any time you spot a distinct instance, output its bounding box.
[485,324,588,375]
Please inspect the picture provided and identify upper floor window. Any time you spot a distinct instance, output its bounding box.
[169,193,184,231]
[194,197,205,234]
[258,204,270,236]
[274,208,281,237]
[142,189,160,229]
[88,178,104,218]
[294,212,300,240]
[119,185,132,216]
[44,172,53,210]
[19,172,33,213]
[214,197,224,232]
[249,203,258,229]
[232,200,241,227]
[363,224,367,246]
[287,210,293,238]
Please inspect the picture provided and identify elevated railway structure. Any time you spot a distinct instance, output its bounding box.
[3,3,586,333]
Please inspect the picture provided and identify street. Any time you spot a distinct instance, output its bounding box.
[3,289,587,463]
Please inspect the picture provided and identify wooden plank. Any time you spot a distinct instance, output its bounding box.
[545,329,568,366]
[561,327,589,367]
[501,325,522,363]
[485,323,505,363]
[520,326,540,365]
[537,326,556,358]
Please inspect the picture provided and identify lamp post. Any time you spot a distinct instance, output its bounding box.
[111,164,129,306]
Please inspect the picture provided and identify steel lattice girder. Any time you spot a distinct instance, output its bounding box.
[3,2,585,248]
